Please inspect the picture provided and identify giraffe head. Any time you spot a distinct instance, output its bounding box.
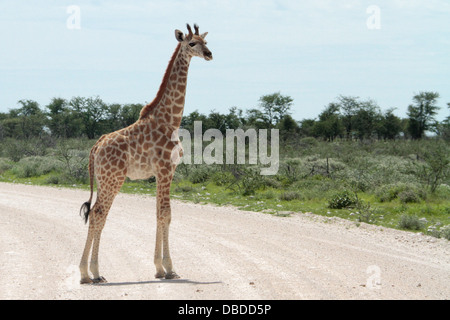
[175,24,213,61]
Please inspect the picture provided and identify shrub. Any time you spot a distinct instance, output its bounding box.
[263,177,283,189]
[298,137,318,148]
[440,225,450,241]
[414,141,450,193]
[46,175,60,185]
[11,157,52,178]
[306,157,347,178]
[355,200,378,224]
[232,167,265,196]
[57,157,89,184]
[187,166,211,184]
[398,190,421,204]
[375,182,426,203]
[398,214,423,230]
[280,159,306,183]
[279,191,302,201]
[262,189,276,199]
[175,184,196,193]
[211,171,235,186]
[0,158,12,173]
[2,138,51,162]
[328,190,357,209]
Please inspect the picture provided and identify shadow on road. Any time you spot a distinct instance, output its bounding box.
[97,279,222,287]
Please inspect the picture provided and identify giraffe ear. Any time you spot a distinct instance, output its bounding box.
[175,29,185,42]
[200,32,208,39]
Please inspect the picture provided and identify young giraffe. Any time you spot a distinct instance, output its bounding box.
[79,24,212,284]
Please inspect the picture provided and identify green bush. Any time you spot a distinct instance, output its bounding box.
[440,225,450,240]
[187,166,211,184]
[174,184,196,193]
[11,157,42,178]
[0,158,13,173]
[211,171,235,186]
[45,175,60,185]
[414,142,450,193]
[233,167,266,196]
[262,189,276,199]
[375,182,426,203]
[398,214,423,230]
[279,191,302,201]
[280,159,306,183]
[2,138,51,162]
[328,190,357,209]
[398,190,421,204]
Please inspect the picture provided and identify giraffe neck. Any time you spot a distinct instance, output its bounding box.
[139,44,192,128]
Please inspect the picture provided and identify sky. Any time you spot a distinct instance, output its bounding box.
[0,0,449,122]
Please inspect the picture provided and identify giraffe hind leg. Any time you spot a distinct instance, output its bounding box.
[79,221,94,284]
[79,180,124,284]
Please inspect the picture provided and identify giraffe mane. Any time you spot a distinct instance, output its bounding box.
[139,43,182,120]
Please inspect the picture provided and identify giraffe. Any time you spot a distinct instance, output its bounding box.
[78,24,212,284]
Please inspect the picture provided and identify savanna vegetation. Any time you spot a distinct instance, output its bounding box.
[0,92,449,239]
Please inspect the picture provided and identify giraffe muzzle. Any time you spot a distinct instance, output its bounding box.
[204,50,213,61]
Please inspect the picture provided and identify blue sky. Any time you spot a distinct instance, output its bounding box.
[0,0,449,121]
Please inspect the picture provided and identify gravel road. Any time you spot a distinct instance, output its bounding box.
[0,182,449,300]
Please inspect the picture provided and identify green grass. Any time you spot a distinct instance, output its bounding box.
[1,170,449,239]
[165,180,450,238]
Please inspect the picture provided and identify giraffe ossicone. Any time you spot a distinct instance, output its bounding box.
[79,24,212,284]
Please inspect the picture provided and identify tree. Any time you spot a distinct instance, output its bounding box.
[46,98,83,138]
[277,114,300,142]
[378,108,402,140]
[15,100,46,139]
[407,92,440,139]
[329,95,381,140]
[225,107,245,130]
[434,103,450,141]
[245,108,269,129]
[313,103,344,141]
[299,119,317,137]
[443,103,450,140]
[70,96,107,139]
[0,112,7,139]
[180,110,209,133]
[104,103,123,133]
[351,99,381,140]
[338,95,361,140]
[120,104,143,127]
[258,92,293,127]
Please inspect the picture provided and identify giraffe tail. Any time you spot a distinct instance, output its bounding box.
[80,202,91,224]
[80,144,96,224]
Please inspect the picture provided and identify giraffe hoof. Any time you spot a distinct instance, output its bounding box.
[92,276,108,284]
[80,277,94,285]
[165,272,180,280]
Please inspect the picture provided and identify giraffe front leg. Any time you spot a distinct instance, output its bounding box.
[162,214,179,279]
[154,214,179,279]
[154,171,179,280]
[154,223,165,279]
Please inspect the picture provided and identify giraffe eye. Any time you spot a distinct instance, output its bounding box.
[189,42,196,47]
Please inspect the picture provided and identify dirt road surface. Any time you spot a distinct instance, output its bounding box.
[0,182,449,300]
